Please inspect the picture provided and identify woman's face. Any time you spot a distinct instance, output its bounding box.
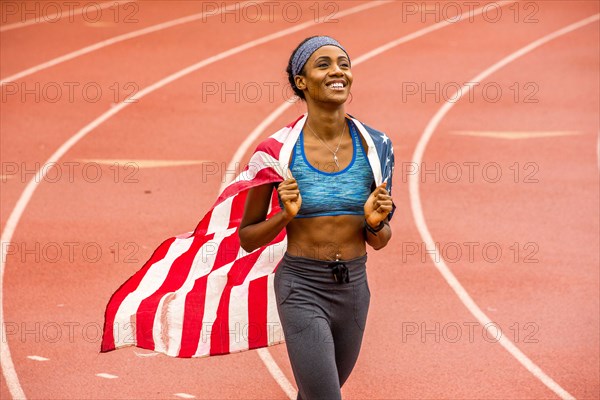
[295,45,353,105]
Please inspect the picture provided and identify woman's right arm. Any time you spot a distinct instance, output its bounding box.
[238,176,301,253]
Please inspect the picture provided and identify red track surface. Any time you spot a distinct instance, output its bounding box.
[1,1,598,399]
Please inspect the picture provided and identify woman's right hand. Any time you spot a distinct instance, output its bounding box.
[277,170,302,220]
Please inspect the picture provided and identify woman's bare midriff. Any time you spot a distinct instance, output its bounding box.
[284,214,367,260]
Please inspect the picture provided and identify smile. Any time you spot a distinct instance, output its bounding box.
[326,81,346,90]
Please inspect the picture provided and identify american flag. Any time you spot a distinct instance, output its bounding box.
[101,113,395,358]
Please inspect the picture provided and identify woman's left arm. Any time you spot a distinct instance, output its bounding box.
[364,182,393,250]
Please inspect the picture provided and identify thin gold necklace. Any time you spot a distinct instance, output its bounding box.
[306,121,347,169]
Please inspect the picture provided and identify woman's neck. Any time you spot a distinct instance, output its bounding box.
[305,105,347,140]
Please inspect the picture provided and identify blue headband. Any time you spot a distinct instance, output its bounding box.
[291,36,349,77]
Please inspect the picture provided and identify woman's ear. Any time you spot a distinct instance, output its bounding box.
[294,75,306,91]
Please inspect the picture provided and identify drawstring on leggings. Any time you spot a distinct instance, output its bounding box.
[327,261,350,284]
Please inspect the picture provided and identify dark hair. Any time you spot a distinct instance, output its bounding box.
[286,36,318,100]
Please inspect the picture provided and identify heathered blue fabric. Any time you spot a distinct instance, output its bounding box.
[279,119,374,218]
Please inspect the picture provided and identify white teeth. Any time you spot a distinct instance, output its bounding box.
[329,82,344,89]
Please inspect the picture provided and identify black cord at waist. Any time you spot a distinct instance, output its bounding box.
[327,261,350,284]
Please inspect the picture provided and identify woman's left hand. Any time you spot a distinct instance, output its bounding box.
[364,181,393,228]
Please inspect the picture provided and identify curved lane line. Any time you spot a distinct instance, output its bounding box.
[0,1,265,84]
[256,348,297,399]
[218,0,516,193]
[219,2,517,398]
[409,13,599,400]
[0,2,390,399]
[0,0,135,33]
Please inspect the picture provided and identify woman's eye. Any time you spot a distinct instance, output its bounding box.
[318,63,328,68]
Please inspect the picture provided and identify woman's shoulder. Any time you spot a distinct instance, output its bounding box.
[347,114,393,145]
[254,115,304,155]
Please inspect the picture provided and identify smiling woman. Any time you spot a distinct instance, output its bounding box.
[238,35,396,400]
[98,33,395,397]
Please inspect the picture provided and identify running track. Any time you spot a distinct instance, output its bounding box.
[1,1,598,399]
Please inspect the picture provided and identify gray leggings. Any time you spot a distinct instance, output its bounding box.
[274,252,371,400]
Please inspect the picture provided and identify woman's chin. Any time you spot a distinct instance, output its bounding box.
[307,87,349,104]
[327,94,350,105]
[311,92,350,105]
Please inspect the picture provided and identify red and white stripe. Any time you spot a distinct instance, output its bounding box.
[102,116,301,358]
[101,113,385,357]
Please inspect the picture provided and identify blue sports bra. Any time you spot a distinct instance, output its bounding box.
[278,119,374,218]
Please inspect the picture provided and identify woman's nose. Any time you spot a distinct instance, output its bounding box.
[329,63,343,75]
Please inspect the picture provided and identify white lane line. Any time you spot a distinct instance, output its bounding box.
[173,393,195,399]
[218,101,293,194]
[133,351,159,358]
[218,0,517,195]
[95,373,118,379]
[0,1,265,83]
[449,130,583,139]
[218,2,518,398]
[0,2,389,399]
[76,159,209,168]
[26,356,49,362]
[0,0,135,32]
[410,14,599,400]
[256,348,297,399]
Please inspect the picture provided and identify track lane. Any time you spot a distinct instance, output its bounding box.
[0,0,134,32]
[0,0,363,233]
[416,15,599,399]
[210,1,596,396]
[0,1,217,77]
[2,1,598,399]
[307,2,598,399]
[2,2,401,398]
